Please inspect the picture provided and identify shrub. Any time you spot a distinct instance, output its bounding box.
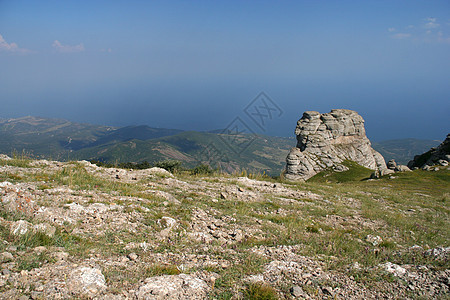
[190,164,213,175]
[153,160,182,173]
[242,282,278,300]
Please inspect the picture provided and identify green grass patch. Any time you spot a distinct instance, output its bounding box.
[17,251,55,271]
[308,160,374,183]
[242,282,278,300]
[144,263,181,276]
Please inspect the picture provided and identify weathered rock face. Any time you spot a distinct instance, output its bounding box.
[408,134,450,169]
[285,109,387,181]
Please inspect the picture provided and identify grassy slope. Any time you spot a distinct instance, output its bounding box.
[308,160,374,183]
[0,156,448,298]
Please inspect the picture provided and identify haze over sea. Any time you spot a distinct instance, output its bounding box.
[1,1,449,141]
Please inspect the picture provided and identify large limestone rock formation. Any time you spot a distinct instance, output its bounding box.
[408,134,450,169]
[285,109,387,181]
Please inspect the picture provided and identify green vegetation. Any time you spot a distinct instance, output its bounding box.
[153,160,183,173]
[308,160,374,183]
[145,264,181,276]
[190,164,213,175]
[242,282,278,300]
[90,159,152,170]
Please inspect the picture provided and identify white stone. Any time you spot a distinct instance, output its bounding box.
[10,220,32,236]
[380,262,406,277]
[136,274,209,299]
[67,267,107,297]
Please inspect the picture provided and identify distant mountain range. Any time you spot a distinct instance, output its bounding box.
[0,116,441,175]
[0,116,294,176]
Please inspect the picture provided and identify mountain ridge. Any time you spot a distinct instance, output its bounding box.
[0,116,442,175]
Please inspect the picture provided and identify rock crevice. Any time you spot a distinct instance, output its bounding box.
[285,109,387,181]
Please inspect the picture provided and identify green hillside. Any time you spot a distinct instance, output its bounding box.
[73,131,294,176]
[0,116,114,160]
[1,117,294,176]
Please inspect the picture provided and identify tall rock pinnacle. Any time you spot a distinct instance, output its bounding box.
[285,109,387,181]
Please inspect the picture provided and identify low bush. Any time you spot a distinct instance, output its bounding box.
[190,164,213,175]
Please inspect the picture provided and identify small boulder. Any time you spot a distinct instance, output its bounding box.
[394,165,411,172]
[291,285,308,298]
[146,167,174,178]
[333,164,349,172]
[10,220,32,236]
[387,159,397,170]
[0,252,14,263]
[424,246,450,260]
[438,159,448,166]
[382,169,395,176]
[33,223,56,237]
[380,262,406,277]
[422,165,432,171]
[366,234,382,246]
[67,267,107,297]
[128,253,138,261]
[136,274,209,299]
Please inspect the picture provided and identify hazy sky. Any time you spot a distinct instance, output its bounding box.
[1,0,449,141]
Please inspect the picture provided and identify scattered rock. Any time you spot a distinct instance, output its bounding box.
[424,246,450,260]
[245,274,265,283]
[33,246,47,253]
[0,155,447,299]
[136,274,210,299]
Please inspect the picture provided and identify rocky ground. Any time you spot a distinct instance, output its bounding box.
[0,155,448,299]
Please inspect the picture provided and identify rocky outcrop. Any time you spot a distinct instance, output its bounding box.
[408,134,450,169]
[285,109,387,181]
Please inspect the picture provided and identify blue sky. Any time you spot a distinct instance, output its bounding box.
[0,0,449,141]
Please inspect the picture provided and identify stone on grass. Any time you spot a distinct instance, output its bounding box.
[67,267,107,297]
[365,234,382,246]
[10,220,32,236]
[136,274,209,299]
[380,262,406,277]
